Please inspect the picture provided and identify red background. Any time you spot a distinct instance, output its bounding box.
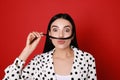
[0,0,120,80]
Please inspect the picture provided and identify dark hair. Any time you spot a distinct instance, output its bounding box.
[43,13,79,53]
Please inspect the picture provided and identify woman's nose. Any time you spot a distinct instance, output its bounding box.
[59,31,64,37]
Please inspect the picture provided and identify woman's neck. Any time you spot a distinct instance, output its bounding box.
[53,47,74,59]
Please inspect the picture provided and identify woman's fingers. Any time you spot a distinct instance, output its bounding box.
[31,32,43,38]
[32,32,39,38]
[29,32,36,41]
[27,31,44,45]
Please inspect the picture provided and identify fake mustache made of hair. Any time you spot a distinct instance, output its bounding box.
[43,33,73,40]
[30,33,74,44]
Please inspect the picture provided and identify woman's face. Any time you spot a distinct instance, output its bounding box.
[49,18,73,49]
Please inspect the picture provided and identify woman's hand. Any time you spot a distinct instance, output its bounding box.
[19,32,44,61]
[26,32,43,51]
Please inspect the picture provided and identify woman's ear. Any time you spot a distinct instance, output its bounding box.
[71,36,74,41]
[49,31,52,40]
[49,31,51,36]
[71,33,74,40]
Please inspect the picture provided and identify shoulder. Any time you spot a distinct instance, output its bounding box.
[83,51,95,63]
[72,46,95,61]
[32,50,53,61]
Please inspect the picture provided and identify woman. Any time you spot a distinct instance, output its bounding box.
[3,13,97,80]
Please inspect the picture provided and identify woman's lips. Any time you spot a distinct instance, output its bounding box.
[57,40,65,44]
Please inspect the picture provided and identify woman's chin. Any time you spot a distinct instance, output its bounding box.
[55,45,70,50]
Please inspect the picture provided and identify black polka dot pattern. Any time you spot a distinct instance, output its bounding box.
[3,46,97,80]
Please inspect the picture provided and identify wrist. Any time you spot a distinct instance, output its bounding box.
[18,47,32,61]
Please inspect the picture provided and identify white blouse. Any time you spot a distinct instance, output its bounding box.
[3,46,97,80]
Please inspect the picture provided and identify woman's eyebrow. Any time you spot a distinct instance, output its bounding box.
[51,25,58,28]
[51,25,71,28]
[64,25,71,28]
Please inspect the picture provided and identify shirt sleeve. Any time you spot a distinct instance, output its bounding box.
[3,56,39,80]
[84,52,97,80]
[3,58,25,80]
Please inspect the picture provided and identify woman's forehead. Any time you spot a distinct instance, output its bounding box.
[51,18,72,28]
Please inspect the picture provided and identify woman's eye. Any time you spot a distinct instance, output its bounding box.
[65,28,71,32]
[52,28,58,32]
